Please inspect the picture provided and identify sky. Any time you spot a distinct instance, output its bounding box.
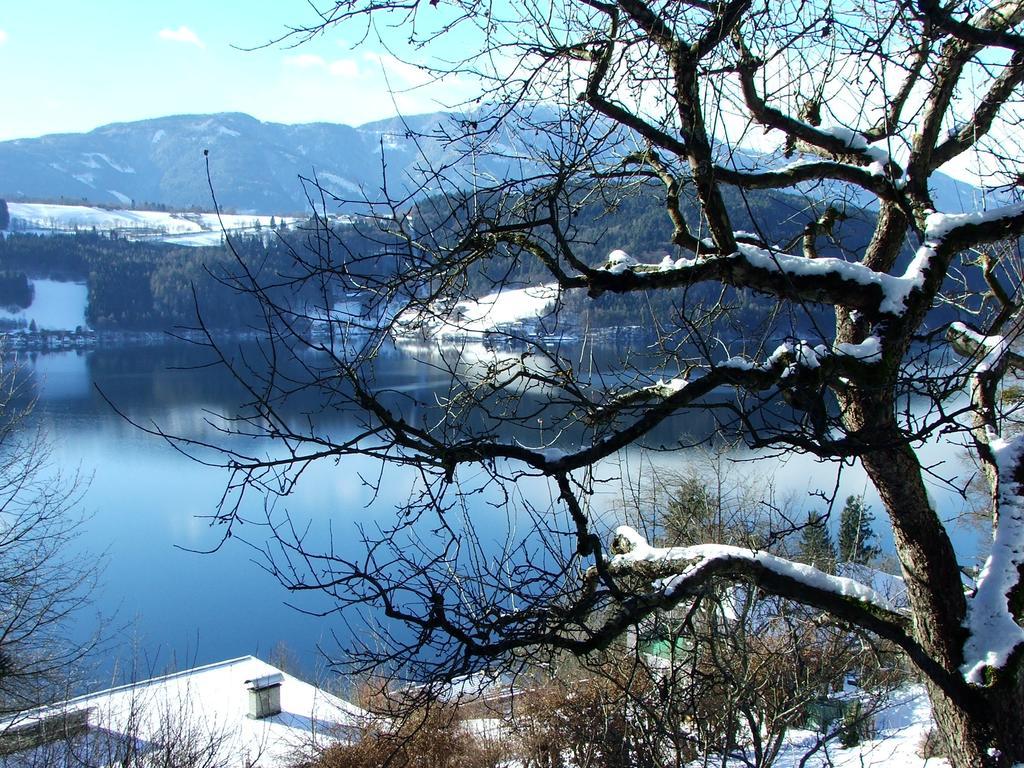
[0,1,476,142]
[0,1,1002,186]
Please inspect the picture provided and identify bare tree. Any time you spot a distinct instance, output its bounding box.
[156,1,1024,765]
[619,460,903,767]
[0,359,94,723]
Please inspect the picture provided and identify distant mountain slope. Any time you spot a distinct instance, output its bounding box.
[6,202,302,247]
[0,111,982,215]
[0,112,489,215]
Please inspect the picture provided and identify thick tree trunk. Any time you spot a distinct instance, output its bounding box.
[850,411,1024,767]
[835,369,974,762]
[860,444,966,667]
[927,684,991,768]
[985,679,1024,767]
[928,678,1024,768]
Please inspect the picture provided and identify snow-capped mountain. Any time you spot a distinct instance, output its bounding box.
[0,111,982,216]
[0,111,518,215]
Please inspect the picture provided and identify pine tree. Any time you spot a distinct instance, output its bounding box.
[837,495,882,566]
[799,511,836,573]
[0,199,9,231]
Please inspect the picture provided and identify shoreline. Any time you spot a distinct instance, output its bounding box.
[0,327,264,353]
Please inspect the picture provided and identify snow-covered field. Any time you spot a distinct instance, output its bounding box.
[761,686,943,768]
[395,283,562,339]
[6,202,303,247]
[0,279,88,331]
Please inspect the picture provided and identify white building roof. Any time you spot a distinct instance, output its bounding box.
[0,655,365,767]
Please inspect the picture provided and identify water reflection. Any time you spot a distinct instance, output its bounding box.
[24,349,91,400]
[15,340,984,680]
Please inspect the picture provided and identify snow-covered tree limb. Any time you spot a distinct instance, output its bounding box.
[169,1,1024,763]
[950,320,1024,685]
[602,526,967,699]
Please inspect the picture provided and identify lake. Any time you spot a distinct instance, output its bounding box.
[18,340,985,684]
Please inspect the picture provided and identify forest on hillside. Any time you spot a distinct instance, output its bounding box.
[0,184,893,335]
[0,231,299,330]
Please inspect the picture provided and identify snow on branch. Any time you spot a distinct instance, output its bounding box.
[587,527,966,699]
[598,335,880,416]
[589,201,1024,321]
[735,49,904,172]
[735,243,928,316]
[608,525,902,613]
[591,242,930,318]
[815,125,894,167]
[917,203,1024,267]
[712,158,900,198]
[946,311,1024,684]
[947,321,1024,372]
[948,314,1024,684]
[718,336,884,386]
[961,434,1024,684]
[925,203,1024,242]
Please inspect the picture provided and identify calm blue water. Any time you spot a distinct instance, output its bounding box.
[19,342,984,683]
[26,342,569,681]
[26,347,341,678]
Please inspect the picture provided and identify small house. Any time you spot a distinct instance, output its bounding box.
[0,655,365,767]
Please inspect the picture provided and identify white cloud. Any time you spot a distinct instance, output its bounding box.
[284,54,359,79]
[285,54,327,69]
[260,45,481,128]
[158,26,204,48]
[329,60,359,78]
[362,52,435,89]
[0,29,8,45]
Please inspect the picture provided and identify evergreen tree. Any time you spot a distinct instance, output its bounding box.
[837,495,882,566]
[799,511,836,573]
[0,199,9,231]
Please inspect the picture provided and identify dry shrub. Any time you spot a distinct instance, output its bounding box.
[310,704,506,768]
[507,667,694,768]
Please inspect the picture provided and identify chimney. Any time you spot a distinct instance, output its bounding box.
[245,673,284,719]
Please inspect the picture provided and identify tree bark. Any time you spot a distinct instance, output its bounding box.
[848,398,1022,767]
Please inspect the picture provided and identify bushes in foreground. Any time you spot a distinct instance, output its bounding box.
[312,705,506,768]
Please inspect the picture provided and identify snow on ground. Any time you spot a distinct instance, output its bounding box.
[463,684,942,768]
[7,203,302,247]
[0,279,88,330]
[396,283,561,339]
[761,686,943,768]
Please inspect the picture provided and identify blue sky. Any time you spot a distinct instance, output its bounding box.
[0,2,997,186]
[0,1,474,141]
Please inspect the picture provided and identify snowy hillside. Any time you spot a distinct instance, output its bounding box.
[755,685,943,768]
[0,111,980,216]
[0,111,522,214]
[394,283,563,341]
[7,202,302,247]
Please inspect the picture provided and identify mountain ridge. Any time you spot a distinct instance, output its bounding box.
[0,111,982,216]
[0,111,470,215]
